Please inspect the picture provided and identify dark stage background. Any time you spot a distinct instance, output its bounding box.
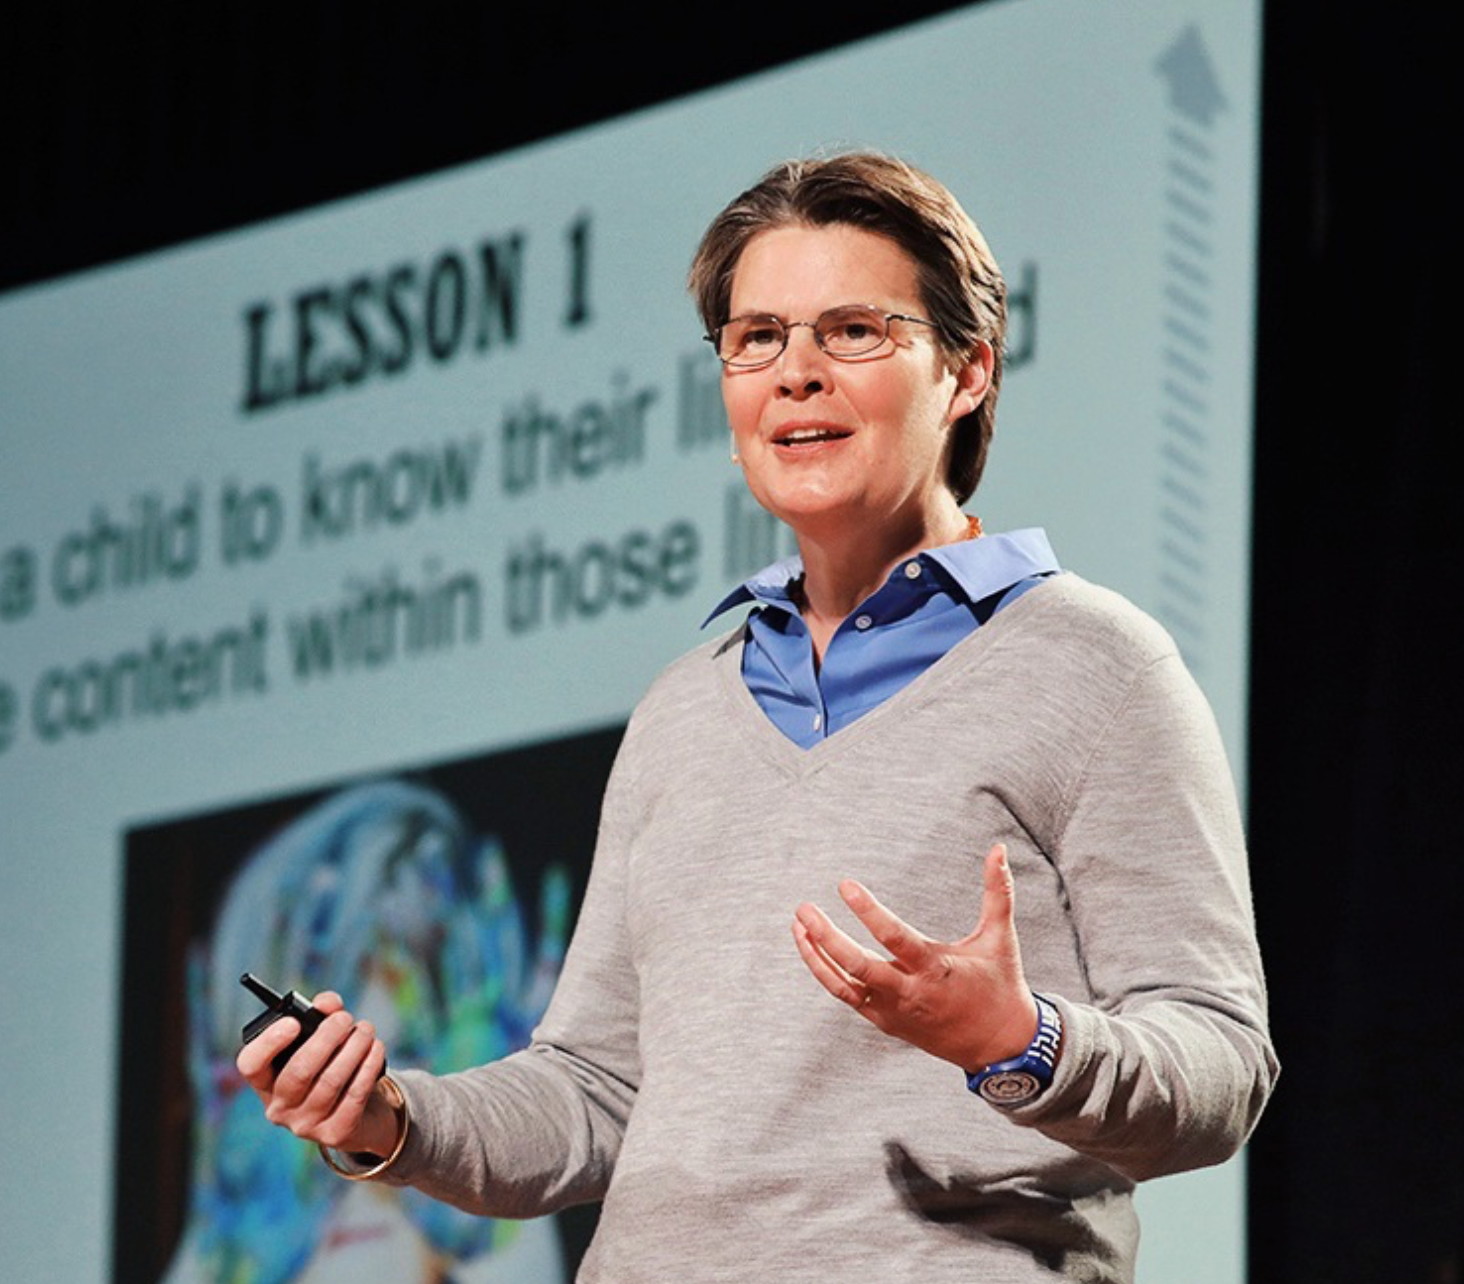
[3,4,1457,1280]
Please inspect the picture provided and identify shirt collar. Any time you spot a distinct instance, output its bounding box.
[702,527,1060,627]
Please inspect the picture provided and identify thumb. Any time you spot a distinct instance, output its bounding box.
[974,843,1016,939]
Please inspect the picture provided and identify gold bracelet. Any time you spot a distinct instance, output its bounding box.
[317,1073,410,1181]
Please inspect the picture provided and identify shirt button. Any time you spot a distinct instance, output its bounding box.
[812,714,823,731]
[855,614,873,630]
[904,560,922,579]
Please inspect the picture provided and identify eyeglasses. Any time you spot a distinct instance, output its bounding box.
[707,305,940,369]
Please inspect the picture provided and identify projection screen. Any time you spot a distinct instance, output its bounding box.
[0,2,1262,1279]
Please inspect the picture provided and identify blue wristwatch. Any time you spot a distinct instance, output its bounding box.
[965,994,1063,1106]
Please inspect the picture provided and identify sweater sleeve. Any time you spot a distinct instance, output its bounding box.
[1009,649,1279,1181]
[369,732,646,1218]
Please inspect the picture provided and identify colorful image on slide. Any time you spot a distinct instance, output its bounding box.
[113,727,624,1284]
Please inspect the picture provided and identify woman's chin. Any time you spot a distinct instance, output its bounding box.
[763,490,865,538]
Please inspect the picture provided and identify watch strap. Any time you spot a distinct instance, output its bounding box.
[965,993,1063,1106]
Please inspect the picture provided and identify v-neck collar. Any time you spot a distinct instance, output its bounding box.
[709,572,1059,777]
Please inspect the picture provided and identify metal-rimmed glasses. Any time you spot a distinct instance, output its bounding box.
[706,304,940,370]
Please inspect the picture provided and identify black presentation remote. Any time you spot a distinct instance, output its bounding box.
[239,972,326,1075]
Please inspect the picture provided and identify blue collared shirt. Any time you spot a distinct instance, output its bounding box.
[704,528,1062,749]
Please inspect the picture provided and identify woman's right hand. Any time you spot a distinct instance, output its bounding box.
[236,990,398,1157]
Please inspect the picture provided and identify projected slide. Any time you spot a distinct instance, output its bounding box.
[0,2,1261,1280]
[118,734,618,1282]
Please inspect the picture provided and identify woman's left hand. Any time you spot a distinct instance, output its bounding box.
[792,843,1041,1072]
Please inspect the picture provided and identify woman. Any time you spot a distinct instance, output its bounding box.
[240,154,1277,1282]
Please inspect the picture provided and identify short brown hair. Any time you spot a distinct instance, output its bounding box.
[688,152,1006,505]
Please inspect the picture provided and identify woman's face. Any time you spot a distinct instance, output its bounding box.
[721,223,988,543]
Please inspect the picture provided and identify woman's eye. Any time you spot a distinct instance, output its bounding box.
[821,310,883,348]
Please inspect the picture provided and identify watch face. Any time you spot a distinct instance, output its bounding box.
[976,1070,1041,1105]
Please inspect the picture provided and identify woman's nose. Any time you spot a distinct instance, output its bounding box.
[776,324,827,397]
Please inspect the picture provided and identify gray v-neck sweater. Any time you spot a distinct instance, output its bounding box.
[387,574,1277,1282]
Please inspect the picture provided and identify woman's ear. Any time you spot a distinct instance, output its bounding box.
[949,340,995,423]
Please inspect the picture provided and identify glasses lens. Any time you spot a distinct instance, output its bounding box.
[719,316,786,367]
[816,306,888,357]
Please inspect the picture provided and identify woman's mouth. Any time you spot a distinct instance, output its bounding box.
[773,426,853,447]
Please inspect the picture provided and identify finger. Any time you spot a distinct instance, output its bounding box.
[973,844,1015,939]
[793,900,896,989]
[838,880,934,969]
[792,915,867,1008]
[339,1036,388,1112]
[271,1009,357,1102]
[313,1037,391,1151]
[303,1019,378,1121]
[236,1013,304,1086]
[309,991,345,1014]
